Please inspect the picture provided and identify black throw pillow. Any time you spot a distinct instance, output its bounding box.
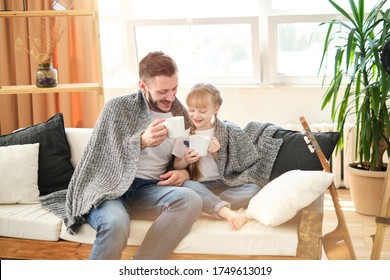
[0,113,74,195]
[270,129,340,181]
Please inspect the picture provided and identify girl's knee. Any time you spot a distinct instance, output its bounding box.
[174,188,202,212]
[243,183,261,196]
[183,180,203,189]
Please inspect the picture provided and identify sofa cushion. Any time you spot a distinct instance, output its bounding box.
[60,210,299,256]
[65,128,93,168]
[0,113,74,195]
[0,203,62,241]
[270,130,340,180]
[0,143,40,204]
[247,170,335,227]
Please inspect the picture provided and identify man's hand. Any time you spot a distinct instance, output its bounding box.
[141,118,168,149]
[157,169,189,186]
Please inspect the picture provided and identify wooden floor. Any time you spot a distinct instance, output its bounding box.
[322,188,390,260]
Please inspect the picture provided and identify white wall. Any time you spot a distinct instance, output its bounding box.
[104,86,333,127]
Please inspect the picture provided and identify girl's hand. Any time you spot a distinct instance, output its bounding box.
[208,137,220,153]
[184,148,200,164]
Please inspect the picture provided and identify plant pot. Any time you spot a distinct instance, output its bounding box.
[346,163,385,216]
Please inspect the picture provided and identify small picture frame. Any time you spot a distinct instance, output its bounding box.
[53,0,74,11]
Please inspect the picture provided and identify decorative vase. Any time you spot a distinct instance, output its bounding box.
[35,63,58,88]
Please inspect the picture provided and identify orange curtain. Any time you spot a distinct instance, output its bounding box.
[0,0,100,135]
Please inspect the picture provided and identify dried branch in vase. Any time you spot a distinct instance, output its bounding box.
[14,16,66,65]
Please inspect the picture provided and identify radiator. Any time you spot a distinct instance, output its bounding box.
[280,122,356,189]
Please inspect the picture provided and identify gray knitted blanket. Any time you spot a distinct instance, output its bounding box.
[41,93,282,235]
[215,119,282,187]
[41,91,190,235]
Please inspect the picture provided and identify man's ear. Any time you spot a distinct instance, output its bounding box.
[139,79,147,92]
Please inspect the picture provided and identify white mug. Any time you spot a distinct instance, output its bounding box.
[162,116,185,138]
[189,135,211,157]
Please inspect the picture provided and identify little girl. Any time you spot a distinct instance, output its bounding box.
[172,83,260,230]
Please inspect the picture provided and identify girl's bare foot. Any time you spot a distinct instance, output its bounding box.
[228,214,248,230]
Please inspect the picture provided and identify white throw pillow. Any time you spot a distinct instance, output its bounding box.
[246,170,335,227]
[0,143,40,204]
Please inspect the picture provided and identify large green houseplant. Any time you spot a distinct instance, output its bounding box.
[319,0,390,214]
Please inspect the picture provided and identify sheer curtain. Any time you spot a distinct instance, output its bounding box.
[0,0,100,135]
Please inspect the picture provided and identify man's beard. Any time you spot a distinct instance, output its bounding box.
[147,90,171,113]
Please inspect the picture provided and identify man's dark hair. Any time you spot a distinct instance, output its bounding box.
[139,51,178,83]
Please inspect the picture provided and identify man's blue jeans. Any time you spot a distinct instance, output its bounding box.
[87,179,202,260]
[182,179,260,218]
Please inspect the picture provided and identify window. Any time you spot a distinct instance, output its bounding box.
[267,14,339,85]
[98,0,389,88]
[129,17,259,85]
[98,0,260,87]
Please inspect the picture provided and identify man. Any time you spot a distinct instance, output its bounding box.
[64,51,203,259]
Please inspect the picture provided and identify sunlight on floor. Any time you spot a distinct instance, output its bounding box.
[323,193,356,212]
[323,189,390,260]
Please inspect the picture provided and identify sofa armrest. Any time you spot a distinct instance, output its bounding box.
[296,194,324,259]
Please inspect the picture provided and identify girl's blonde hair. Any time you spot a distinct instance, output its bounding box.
[186,83,223,180]
[186,83,223,111]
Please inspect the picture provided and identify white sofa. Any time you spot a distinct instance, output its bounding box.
[0,127,331,260]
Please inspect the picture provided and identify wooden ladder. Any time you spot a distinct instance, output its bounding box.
[370,166,390,259]
[300,116,357,260]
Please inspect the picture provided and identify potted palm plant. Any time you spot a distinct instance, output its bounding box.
[319,0,390,215]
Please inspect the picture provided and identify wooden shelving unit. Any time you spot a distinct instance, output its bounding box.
[0,1,104,108]
[0,83,100,94]
[0,10,95,17]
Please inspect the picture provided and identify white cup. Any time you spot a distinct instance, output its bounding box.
[189,135,211,157]
[162,116,185,138]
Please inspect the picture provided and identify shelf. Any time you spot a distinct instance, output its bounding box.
[0,83,100,95]
[1,0,104,109]
[0,10,95,17]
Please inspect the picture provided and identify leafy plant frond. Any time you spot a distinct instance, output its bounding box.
[320,0,390,171]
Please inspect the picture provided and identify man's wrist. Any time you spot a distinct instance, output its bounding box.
[140,136,147,150]
[181,169,190,180]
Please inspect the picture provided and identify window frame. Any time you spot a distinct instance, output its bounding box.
[126,16,261,86]
[98,0,352,87]
[267,13,340,86]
